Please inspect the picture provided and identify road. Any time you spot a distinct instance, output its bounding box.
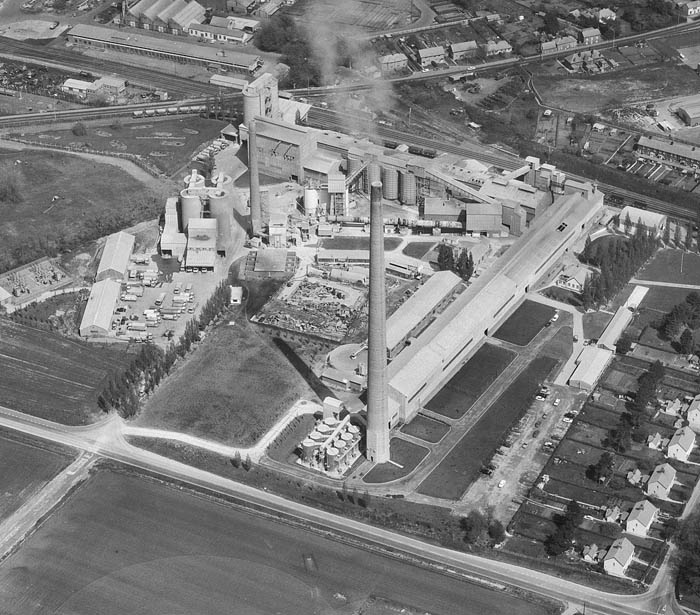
[0,404,683,615]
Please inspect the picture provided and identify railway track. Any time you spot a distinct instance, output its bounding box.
[308,107,699,221]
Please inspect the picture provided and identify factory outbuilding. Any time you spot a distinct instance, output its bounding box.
[569,346,614,391]
[675,97,700,126]
[617,205,666,237]
[79,279,121,338]
[96,231,135,282]
[185,218,218,270]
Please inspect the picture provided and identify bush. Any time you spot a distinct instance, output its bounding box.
[72,122,87,136]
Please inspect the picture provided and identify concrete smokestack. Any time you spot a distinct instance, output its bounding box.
[248,119,262,237]
[366,181,390,463]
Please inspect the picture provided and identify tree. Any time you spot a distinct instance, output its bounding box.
[488,519,506,544]
[231,451,242,468]
[437,243,455,272]
[589,452,615,483]
[663,219,672,244]
[242,454,253,471]
[461,510,488,544]
[686,223,694,251]
[681,328,695,355]
[673,513,700,597]
[616,333,633,355]
[72,122,87,136]
[623,212,632,235]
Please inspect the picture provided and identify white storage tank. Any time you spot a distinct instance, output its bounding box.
[309,430,325,442]
[179,190,202,232]
[212,172,233,192]
[399,171,417,206]
[382,167,399,200]
[304,188,319,217]
[183,169,205,189]
[208,189,232,248]
[316,423,331,435]
[323,416,339,428]
[325,447,339,471]
[347,424,360,435]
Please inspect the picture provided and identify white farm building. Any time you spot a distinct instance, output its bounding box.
[96,231,135,282]
[79,279,121,338]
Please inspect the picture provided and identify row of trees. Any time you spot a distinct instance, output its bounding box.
[97,281,232,418]
[658,291,700,343]
[436,244,476,282]
[545,500,584,556]
[580,223,659,310]
[461,509,506,546]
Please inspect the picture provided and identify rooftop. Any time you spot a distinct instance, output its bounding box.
[80,279,121,334]
[627,500,658,528]
[97,231,135,279]
[649,463,676,489]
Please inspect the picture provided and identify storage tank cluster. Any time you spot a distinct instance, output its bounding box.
[299,414,363,476]
[354,159,417,206]
[178,169,235,247]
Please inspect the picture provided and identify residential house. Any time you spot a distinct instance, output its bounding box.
[667,426,695,462]
[646,463,677,499]
[582,543,604,563]
[579,27,602,45]
[604,505,621,523]
[418,46,446,68]
[626,500,659,537]
[378,53,409,73]
[556,36,578,52]
[677,0,700,17]
[540,40,557,55]
[449,41,478,61]
[647,432,669,450]
[556,264,587,294]
[482,39,512,57]
[603,537,634,577]
[663,398,683,416]
[687,393,700,431]
[598,8,617,21]
[627,468,643,486]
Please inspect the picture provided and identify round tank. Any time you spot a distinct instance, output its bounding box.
[382,167,399,200]
[183,169,205,189]
[348,156,362,176]
[301,438,316,462]
[179,190,202,232]
[347,424,359,435]
[325,447,339,471]
[243,88,259,127]
[323,417,339,427]
[341,431,354,442]
[309,430,325,442]
[399,171,417,206]
[208,189,232,247]
[367,162,381,186]
[304,188,319,218]
[212,172,233,192]
[316,423,331,435]
[334,439,347,453]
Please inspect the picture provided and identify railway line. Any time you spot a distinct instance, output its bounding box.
[307,107,699,221]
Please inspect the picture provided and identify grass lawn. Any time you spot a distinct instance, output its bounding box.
[267,413,317,464]
[0,432,74,521]
[136,314,318,446]
[426,343,517,420]
[400,414,450,443]
[492,300,556,346]
[417,356,558,500]
[402,241,436,259]
[582,311,613,340]
[320,236,402,252]
[0,148,164,273]
[363,438,429,483]
[28,117,227,176]
[636,249,700,286]
[0,318,131,425]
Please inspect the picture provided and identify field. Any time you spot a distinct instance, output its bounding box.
[285,0,414,31]
[0,469,549,615]
[582,311,613,341]
[136,313,318,446]
[402,241,436,259]
[493,300,556,346]
[0,431,73,521]
[425,343,517,420]
[363,438,429,483]
[0,318,130,424]
[0,147,165,274]
[320,236,403,252]
[636,249,700,286]
[418,356,558,500]
[400,414,450,443]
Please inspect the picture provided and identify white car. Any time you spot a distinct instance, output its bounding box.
[498,480,506,488]
[553,398,561,407]
[562,417,573,423]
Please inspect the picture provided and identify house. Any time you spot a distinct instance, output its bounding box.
[187,23,253,44]
[667,426,695,462]
[449,41,478,60]
[663,398,683,416]
[598,8,617,21]
[482,39,512,57]
[60,78,97,97]
[582,543,604,563]
[604,505,621,523]
[647,432,668,450]
[678,0,700,16]
[627,468,643,486]
[540,40,557,55]
[418,46,446,68]
[687,394,700,431]
[580,27,602,45]
[626,500,658,537]
[556,36,578,52]
[378,53,409,73]
[603,537,634,577]
[646,463,676,499]
[94,76,126,96]
[556,264,587,294]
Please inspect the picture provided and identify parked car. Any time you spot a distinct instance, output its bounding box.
[553,398,561,406]
[498,480,506,488]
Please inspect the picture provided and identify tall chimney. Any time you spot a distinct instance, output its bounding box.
[248,119,262,236]
[366,181,390,463]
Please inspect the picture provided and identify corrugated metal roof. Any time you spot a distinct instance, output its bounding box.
[97,231,135,280]
[142,0,171,21]
[80,279,121,336]
[171,0,205,28]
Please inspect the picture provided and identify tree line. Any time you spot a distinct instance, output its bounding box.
[657,291,700,353]
[97,281,232,418]
[436,243,475,282]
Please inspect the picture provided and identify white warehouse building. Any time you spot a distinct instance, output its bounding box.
[79,279,121,338]
[96,231,135,282]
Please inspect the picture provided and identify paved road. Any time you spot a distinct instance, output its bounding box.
[0,404,682,615]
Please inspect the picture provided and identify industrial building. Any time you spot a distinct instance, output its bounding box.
[617,204,667,237]
[117,0,206,35]
[96,231,135,282]
[67,24,263,75]
[386,188,604,424]
[185,219,218,270]
[186,23,253,45]
[79,279,121,337]
[298,411,363,476]
[569,346,614,392]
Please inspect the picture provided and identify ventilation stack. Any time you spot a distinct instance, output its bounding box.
[365,181,390,464]
[248,119,262,236]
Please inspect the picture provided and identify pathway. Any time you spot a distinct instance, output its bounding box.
[631,278,700,290]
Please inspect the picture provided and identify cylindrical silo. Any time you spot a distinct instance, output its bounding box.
[213,172,233,192]
[382,167,399,200]
[367,163,381,186]
[301,438,316,462]
[325,447,339,472]
[179,190,202,232]
[400,171,417,206]
[323,416,339,428]
[335,439,347,455]
[304,188,319,217]
[183,169,205,189]
[309,430,325,442]
[243,88,259,127]
[208,189,232,248]
[341,431,353,443]
[316,423,331,436]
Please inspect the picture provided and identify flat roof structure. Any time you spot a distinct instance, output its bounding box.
[597,305,635,351]
[67,24,262,74]
[161,197,187,259]
[96,231,135,282]
[625,285,649,310]
[386,270,461,354]
[79,279,121,337]
[388,189,604,422]
[569,346,613,391]
[186,218,217,268]
[618,205,666,232]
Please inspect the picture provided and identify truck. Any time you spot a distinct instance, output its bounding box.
[155,292,167,307]
[159,306,182,315]
[173,282,182,294]
[172,295,187,305]
[126,284,144,297]
[121,294,138,302]
[162,313,178,320]
[128,322,147,331]
[185,283,193,294]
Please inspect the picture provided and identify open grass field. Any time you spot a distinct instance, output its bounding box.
[320,236,403,252]
[0,318,130,424]
[136,314,318,446]
[425,343,517,420]
[402,241,436,259]
[0,469,549,615]
[417,356,558,500]
[582,311,613,341]
[0,433,73,521]
[400,414,450,443]
[492,300,556,346]
[636,249,700,286]
[27,117,226,176]
[363,438,429,483]
[0,147,164,274]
